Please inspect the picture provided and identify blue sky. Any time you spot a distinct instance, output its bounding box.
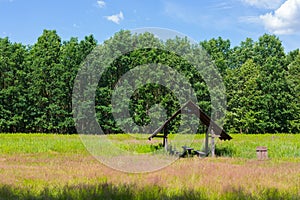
[0,0,299,52]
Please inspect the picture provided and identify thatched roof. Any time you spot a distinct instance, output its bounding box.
[148,100,232,141]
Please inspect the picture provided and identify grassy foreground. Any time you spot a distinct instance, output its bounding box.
[0,133,300,199]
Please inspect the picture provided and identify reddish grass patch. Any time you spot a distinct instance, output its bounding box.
[0,153,299,197]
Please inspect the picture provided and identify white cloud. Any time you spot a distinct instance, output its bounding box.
[260,0,300,34]
[97,0,105,8]
[105,11,124,24]
[242,0,284,9]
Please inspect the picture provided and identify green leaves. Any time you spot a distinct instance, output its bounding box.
[201,37,231,74]
[0,38,27,132]
[225,59,262,133]
[286,51,300,132]
[0,31,299,134]
[225,34,299,133]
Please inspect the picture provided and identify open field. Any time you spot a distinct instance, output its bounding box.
[0,133,300,199]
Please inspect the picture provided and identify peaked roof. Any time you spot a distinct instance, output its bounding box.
[148,100,232,141]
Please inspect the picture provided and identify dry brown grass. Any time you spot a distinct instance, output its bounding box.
[0,153,299,197]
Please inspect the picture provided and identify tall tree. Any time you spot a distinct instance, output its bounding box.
[225,59,262,133]
[286,51,300,132]
[254,34,293,133]
[26,30,62,132]
[60,36,97,133]
[0,38,27,132]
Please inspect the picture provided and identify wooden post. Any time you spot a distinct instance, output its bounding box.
[211,130,220,157]
[163,136,168,151]
[205,130,209,156]
[211,132,215,157]
[256,146,268,160]
[162,127,168,151]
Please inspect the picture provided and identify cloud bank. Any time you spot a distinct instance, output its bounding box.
[260,0,300,34]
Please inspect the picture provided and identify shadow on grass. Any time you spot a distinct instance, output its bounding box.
[215,146,236,157]
[0,183,298,200]
[0,183,206,200]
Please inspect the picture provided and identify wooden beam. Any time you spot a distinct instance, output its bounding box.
[148,103,186,140]
[148,100,232,141]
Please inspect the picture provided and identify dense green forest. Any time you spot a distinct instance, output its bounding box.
[0,30,299,134]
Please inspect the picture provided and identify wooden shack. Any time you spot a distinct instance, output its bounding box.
[148,100,232,156]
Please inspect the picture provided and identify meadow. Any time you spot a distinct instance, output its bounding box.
[0,133,300,199]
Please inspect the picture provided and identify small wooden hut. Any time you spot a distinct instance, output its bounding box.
[148,100,232,156]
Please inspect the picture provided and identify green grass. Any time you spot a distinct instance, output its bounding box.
[1,133,300,159]
[216,134,300,160]
[0,133,300,199]
[0,133,87,155]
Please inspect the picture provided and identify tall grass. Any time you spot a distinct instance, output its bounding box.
[0,183,298,200]
[0,133,300,199]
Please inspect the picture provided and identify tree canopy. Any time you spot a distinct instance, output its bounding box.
[0,30,299,134]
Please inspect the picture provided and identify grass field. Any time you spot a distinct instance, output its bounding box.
[0,133,300,199]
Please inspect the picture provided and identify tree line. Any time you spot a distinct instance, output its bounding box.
[0,30,299,134]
